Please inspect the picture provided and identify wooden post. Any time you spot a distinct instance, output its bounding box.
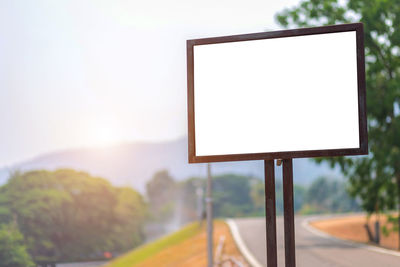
[264,160,277,267]
[283,159,296,267]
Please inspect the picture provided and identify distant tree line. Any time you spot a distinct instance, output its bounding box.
[0,169,147,266]
[145,170,361,226]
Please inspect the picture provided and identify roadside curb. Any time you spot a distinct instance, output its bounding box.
[302,216,400,258]
[226,219,263,267]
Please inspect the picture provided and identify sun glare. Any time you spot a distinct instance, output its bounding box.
[93,125,119,146]
[95,126,117,146]
[86,123,122,148]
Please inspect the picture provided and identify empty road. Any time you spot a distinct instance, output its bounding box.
[233,216,400,267]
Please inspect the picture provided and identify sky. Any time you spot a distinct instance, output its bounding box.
[0,0,302,167]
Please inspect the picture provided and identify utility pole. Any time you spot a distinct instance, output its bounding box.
[196,186,204,224]
[206,163,213,267]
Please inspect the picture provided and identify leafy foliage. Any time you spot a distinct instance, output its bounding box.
[250,178,307,215]
[146,170,177,222]
[175,172,357,219]
[301,176,360,214]
[178,177,205,223]
[213,174,254,217]
[250,175,355,215]
[0,169,146,262]
[0,223,34,267]
[276,178,307,214]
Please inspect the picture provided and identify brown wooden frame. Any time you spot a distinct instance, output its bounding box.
[187,23,368,163]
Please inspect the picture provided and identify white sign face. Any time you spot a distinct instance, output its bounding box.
[193,30,360,157]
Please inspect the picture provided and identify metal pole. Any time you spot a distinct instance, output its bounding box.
[264,160,277,267]
[206,163,213,267]
[196,187,204,223]
[283,159,296,267]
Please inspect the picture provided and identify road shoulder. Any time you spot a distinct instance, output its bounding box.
[303,215,400,258]
[226,219,263,267]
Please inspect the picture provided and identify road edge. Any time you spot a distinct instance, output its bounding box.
[302,216,400,258]
[226,219,264,267]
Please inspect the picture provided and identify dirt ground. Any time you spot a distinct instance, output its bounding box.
[135,221,248,267]
[311,214,400,251]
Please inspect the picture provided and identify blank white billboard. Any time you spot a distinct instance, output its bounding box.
[193,30,360,157]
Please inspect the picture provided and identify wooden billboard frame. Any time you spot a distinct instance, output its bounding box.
[187,23,368,164]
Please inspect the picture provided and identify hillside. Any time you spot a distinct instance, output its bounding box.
[0,137,341,192]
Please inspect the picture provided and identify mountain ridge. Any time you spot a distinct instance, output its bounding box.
[0,137,341,192]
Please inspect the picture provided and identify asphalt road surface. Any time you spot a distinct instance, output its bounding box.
[234,216,400,267]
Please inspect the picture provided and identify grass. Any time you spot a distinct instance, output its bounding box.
[103,222,201,267]
[104,220,245,267]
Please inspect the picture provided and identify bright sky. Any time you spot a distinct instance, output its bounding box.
[0,0,301,167]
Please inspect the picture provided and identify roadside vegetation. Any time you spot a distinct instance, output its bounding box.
[103,222,200,267]
[0,170,147,264]
[105,220,244,267]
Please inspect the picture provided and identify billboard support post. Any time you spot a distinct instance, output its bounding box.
[264,160,277,267]
[265,159,296,267]
[283,159,296,267]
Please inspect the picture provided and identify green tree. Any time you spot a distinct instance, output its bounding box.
[302,176,360,214]
[276,0,400,247]
[146,170,176,222]
[251,178,306,215]
[250,180,265,212]
[0,223,34,267]
[212,174,253,217]
[275,178,307,215]
[0,169,147,262]
[111,187,147,252]
[178,177,205,223]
